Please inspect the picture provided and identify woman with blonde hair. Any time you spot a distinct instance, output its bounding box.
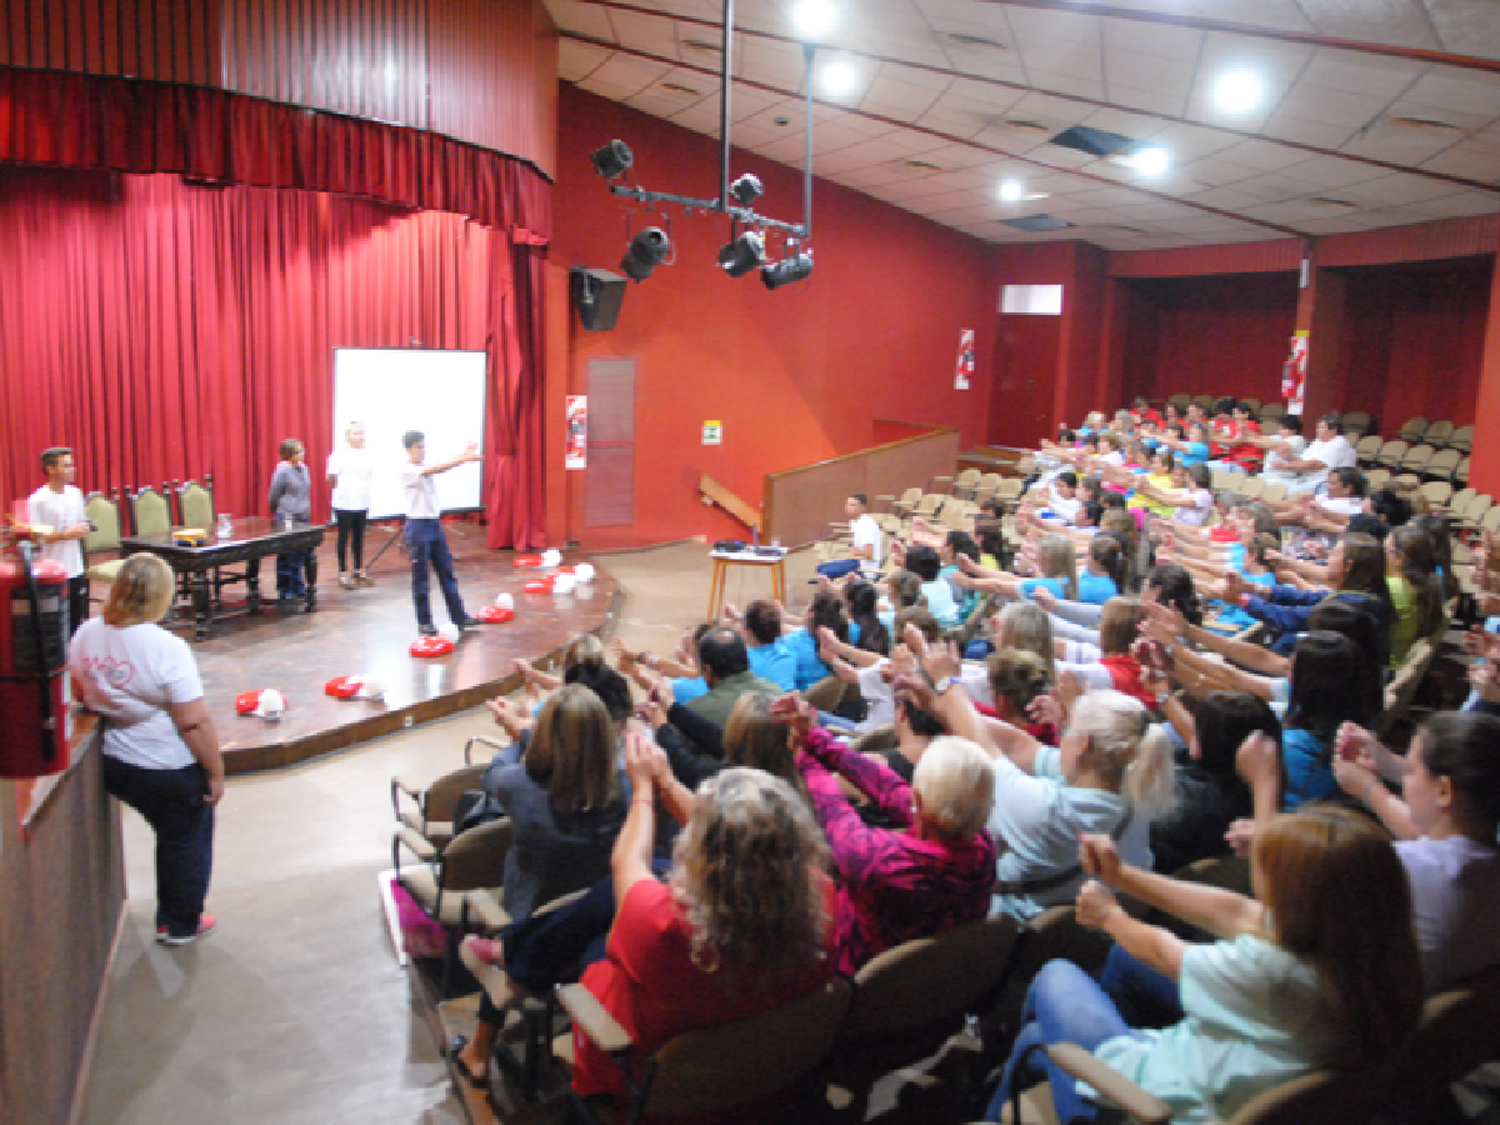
[782,698,998,973]
[988,806,1424,1123]
[963,532,1080,603]
[569,743,837,1121]
[70,554,225,946]
[917,645,1175,919]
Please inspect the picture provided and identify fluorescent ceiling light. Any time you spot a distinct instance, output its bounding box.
[791,0,838,40]
[1212,70,1265,115]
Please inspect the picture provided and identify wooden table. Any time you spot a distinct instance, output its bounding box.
[122,517,325,640]
[706,548,788,619]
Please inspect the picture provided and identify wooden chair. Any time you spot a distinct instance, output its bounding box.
[391,751,497,859]
[174,477,216,530]
[128,484,173,537]
[397,816,514,997]
[1399,444,1436,476]
[1398,416,1429,443]
[1446,424,1474,453]
[889,487,922,518]
[83,491,127,598]
[953,467,983,499]
[556,976,853,1125]
[1354,434,1383,465]
[822,914,1023,1119]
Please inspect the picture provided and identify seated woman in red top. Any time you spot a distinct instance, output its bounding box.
[571,739,838,1119]
[781,698,999,974]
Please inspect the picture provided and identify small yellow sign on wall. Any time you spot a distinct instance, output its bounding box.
[702,420,723,445]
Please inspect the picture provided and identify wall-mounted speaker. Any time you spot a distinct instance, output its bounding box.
[570,266,628,332]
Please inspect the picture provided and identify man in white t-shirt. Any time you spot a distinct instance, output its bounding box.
[27,446,91,635]
[401,430,481,636]
[817,493,883,579]
[1273,414,1357,495]
[1254,414,1309,488]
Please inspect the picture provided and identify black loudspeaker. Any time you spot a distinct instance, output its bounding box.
[570,266,627,332]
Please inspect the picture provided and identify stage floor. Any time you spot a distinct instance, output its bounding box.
[169,524,621,773]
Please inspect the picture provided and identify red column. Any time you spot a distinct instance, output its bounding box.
[1293,243,1347,423]
[1469,252,1500,497]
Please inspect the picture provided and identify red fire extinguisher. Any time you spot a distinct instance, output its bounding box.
[0,541,72,778]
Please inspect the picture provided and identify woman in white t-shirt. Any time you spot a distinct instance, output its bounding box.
[70,555,225,947]
[327,421,376,588]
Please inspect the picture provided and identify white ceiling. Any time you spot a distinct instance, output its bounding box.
[545,0,1500,249]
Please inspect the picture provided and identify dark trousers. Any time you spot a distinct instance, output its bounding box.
[406,518,466,628]
[101,755,215,937]
[334,508,368,572]
[817,558,863,579]
[276,551,310,596]
[68,573,90,636]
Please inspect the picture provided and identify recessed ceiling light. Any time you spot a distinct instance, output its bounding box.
[1124,146,1171,176]
[999,179,1026,202]
[791,0,838,41]
[819,57,860,97]
[1212,70,1265,115]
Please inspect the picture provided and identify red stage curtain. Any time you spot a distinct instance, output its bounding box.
[0,166,547,549]
[0,68,551,241]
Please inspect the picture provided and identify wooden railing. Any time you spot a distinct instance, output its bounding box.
[763,422,960,547]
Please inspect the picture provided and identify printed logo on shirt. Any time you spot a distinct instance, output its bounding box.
[78,655,135,691]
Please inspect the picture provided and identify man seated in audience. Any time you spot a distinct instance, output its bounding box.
[680,628,783,727]
[720,600,798,690]
[817,492,883,580]
[1263,414,1356,495]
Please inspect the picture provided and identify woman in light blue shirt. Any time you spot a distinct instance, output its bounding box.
[987,806,1423,1124]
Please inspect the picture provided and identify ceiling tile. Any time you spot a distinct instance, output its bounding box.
[1104,49,1198,97]
[1405,191,1500,219]
[1101,18,1203,62]
[1269,156,1384,189]
[1300,48,1427,98]
[1108,84,1189,119]
[1400,70,1500,118]
[1013,35,1102,81]
[1261,113,1359,149]
[1001,6,1102,44]
[1422,146,1500,183]
[1426,0,1500,60]
[1351,172,1474,206]
[558,40,612,82]
[859,73,949,122]
[1021,69,1107,102]
[1270,82,1393,130]
[1201,139,1314,174]
[1295,0,1444,52]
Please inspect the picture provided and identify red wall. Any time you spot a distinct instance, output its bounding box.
[1335,258,1490,432]
[1117,273,1298,407]
[549,86,991,549]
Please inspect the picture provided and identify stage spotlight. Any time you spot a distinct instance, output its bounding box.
[590,140,634,180]
[718,231,766,277]
[621,227,671,281]
[729,173,764,206]
[762,252,813,290]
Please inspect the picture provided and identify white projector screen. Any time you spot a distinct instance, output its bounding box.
[331,348,487,522]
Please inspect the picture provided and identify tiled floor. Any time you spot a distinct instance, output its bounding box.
[79,542,805,1125]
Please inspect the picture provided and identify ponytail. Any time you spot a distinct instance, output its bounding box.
[1123,723,1176,819]
[1091,534,1129,595]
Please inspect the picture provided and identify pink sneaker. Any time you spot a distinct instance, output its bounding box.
[464,935,505,967]
[159,915,218,947]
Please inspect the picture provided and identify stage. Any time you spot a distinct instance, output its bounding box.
[166,524,622,773]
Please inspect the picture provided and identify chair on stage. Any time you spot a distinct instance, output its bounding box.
[84,491,127,604]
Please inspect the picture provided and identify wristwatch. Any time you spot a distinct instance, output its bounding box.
[933,675,958,695]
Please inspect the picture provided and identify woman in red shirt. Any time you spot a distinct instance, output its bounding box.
[571,739,838,1121]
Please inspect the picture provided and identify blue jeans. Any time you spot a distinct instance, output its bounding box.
[817,558,863,579]
[1098,945,1184,1029]
[988,960,1143,1123]
[102,755,215,937]
[406,518,466,628]
[276,551,310,596]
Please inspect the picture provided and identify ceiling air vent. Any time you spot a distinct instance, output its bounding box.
[682,38,724,54]
[900,159,944,172]
[1093,224,1148,235]
[1000,214,1074,232]
[1385,115,1463,134]
[1049,125,1136,157]
[996,118,1053,135]
[942,32,1007,50]
[1308,197,1359,211]
[661,82,703,97]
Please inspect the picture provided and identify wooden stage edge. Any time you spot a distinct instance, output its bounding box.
[225,585,622,775]
[177,529,626,775]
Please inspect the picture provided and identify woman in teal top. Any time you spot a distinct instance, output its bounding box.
[988,806,1423,1124]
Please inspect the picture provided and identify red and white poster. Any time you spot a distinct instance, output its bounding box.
[1282,332,1308,415]
[955,328,975,390]
[565,395,587,469]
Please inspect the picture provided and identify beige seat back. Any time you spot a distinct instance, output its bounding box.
[85,493,122,554]
[645,977,852,1117]
[845,914,1021,1042]
[130,486,172,537]
[178,480,215,529]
